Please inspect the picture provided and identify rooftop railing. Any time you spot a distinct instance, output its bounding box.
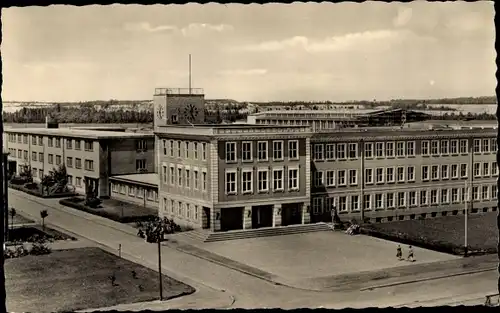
[154,88,204,96]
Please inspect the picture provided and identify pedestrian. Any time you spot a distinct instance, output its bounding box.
[396,245,403,261]
[407,245,415,262]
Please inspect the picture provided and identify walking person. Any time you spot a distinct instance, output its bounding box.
[407,245,415,262]
[396,245,403,261]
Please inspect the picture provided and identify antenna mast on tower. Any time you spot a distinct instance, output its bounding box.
[189,54,192,94]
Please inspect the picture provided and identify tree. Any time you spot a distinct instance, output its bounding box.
[40,210,48,231]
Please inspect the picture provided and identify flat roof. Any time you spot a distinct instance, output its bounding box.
[5,128,154,139]
[109,173,159,187]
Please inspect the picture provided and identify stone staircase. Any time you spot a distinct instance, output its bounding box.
[173,223,332,243]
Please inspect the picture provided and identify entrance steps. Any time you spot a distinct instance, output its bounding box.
[173,223,332,243]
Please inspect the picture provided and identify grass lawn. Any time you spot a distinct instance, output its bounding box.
[6,247,195,312]
[362,212,498,255]
[10,214,34,225]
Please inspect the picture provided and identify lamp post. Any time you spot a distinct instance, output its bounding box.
[156,226,163,301]
[464,180,469,257]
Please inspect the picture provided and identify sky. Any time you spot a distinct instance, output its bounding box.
[1,2,496,102]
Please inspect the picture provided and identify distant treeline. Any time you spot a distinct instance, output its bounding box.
[431,111,497,120]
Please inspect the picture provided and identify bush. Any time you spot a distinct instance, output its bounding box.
[24,182,39,190]
[29,236,52,256]
[4,245,30,259]
[85,197,102,208]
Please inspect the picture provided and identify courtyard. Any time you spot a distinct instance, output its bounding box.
[202,231,459,282]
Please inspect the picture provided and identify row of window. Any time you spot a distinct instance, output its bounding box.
[312,137,497,161]
[162,140,207,161]
[111,183,158,201]
[225,140,300,163]
[7,134,95,151]
[224,167,300,195]
[313,162,498,188]
[162,198,200,222]
[312,184,498,213]
[161,165,208,192]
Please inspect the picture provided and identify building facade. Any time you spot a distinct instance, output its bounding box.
[4,127,155,198]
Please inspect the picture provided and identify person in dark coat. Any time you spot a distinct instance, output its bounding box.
[396,245,403,261]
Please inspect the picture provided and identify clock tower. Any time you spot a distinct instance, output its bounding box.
[153,87,205,129]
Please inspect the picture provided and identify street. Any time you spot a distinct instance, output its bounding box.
[8,189,498,309]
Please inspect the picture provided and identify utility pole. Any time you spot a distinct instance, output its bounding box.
[157,230,163,301]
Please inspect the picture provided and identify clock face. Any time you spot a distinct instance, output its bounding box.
[184,103,199,122]
[156,105,165,119]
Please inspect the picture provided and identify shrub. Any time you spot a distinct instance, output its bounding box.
[4,245,29,259]
[85,197,102,208]
[30,236,51,256]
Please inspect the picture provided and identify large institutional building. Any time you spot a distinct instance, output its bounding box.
[3,87,498,232]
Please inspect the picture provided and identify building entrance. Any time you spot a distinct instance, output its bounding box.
[252,205,273,228]
[282,203,302,226]
[221,207,243,231]
[202,207,211,229]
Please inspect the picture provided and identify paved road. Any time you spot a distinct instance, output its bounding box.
[8,189,498,310]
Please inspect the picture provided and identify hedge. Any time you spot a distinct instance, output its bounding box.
[360,226,496,256]
[59,198,157,224]
[9,183,76,199]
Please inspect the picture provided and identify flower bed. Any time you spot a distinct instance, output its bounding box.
[9,182,76,199]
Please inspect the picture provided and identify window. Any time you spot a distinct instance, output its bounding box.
[55,138,61,148]
[202,143,207,160]
[431,165,439,180]
[23,150,28,161]
[31,136,36,145]
[337,170,346,186]
[450,140,458,154]
[242,170,253,194]
[136,159,146,171]
[375,194,383,209]
[258,169,269,192]
[492,185,498,199]
[325,197,335,212]
[386,193,395,209]
[441,164,449,179]
[420,190,428,206]
[365,168,373,184]
[312,198,323,215]
[460,164,468,178]
[185,169,190,188]
[409,191,417,207]
[170,200,175,213]
[169,166,175,185]
[348,143,357,159]
[32,152,37,161]
[288,167,299,190]
[421,165,429,181]
[326,170,336,187]
[396,142,405,157]
[76,177,82,188]
[273,168,284,191]
[482,139,490,153]
[314,144,324,161]
[242,142,252,162]
[48,154,54,164]
[178,168,183,186]
[177,141,181,157]
[314,171,324,187]
[492,138,497,152]
[162,166,167,183]
[472,186,479,201]
[451,164,459,179]
[492,162,498,176]
[194,142,198,159]
[482,186,489,200]
[258,141,268,161]
[226,142,236,162]
[38,136,43,145]
[48,137,53,147]
[430,190,438,205]
[397,167,405,182]
[273,141,284,160]
[56,155,61,165]
[288,140,299,160]
[337,143,346,159]
[421,141,429,156]
[364,194,371,211]
[84,140,93,152]
[325,144,335,160]
[194,170,199,189]
[473,139,481,153]
[85,159,94,171]
[452,188,459,203]
[169,140,174,157]
[386,142,395,158]
[430,140,439,155]
[398,192,406,208]
[407,166,415,182]
[338,196,347,212]
[17,150,21,159]
[375,142,384,158]
[441,189,449,203]
[376,168,384,184]
[351,195,359,211]
[202,171,207,191]
[75,140,81,150]
[195,205,199,221]
[483,162,490,176]
[440,140,449,155]
[406,141,415,157]
[32,168,37,178]
[349,169,357,185]
[129,186,136,197]
[185,142,189,158]
[225,171,237,194]
[386,167,395,183]
[364,143,373,158]
[473,163,481,177]
[459,139,468,154]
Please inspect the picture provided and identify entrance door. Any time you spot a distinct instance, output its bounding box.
[282,204,302,226]
[252,205,273,228]
[221,207,244,231]
[202,207,211,229]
